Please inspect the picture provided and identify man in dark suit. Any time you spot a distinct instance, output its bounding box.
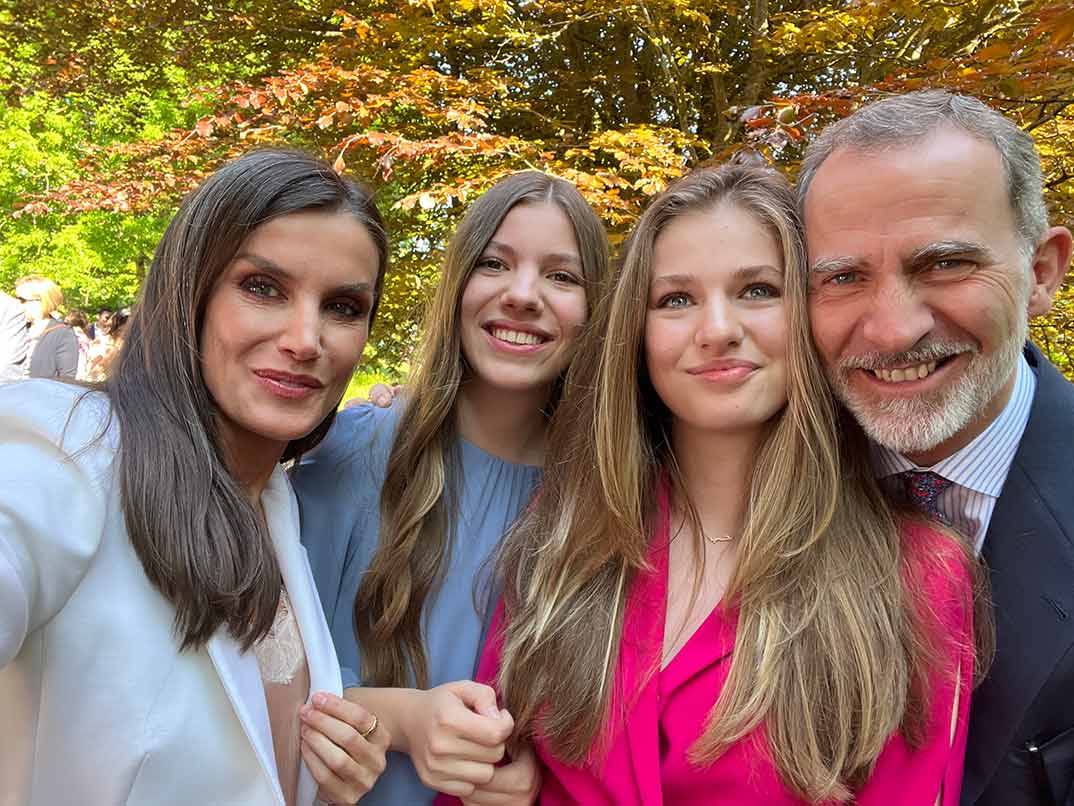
[0,290,28,383]
[799,90,1074,805]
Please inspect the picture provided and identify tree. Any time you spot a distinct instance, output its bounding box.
[10,0,1074,377]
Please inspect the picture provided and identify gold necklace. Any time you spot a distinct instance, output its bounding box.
[703,531,734,545]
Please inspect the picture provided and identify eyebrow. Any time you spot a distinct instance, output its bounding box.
[810,255,863,275]
[234,252,373,296]
[811,240,998,275]
[651,265,781,286]
[906,240,996,271]
[483,240,582,267]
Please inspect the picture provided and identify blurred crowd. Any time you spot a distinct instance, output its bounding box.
[0,274,130,383]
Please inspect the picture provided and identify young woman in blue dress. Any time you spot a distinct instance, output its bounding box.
[292,171,609,804]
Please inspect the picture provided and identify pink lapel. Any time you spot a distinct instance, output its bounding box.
[608,486,671,806]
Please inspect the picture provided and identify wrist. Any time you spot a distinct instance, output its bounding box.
[344,686,423,754]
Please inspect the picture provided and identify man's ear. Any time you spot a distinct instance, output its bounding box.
[1028,226,1073,317]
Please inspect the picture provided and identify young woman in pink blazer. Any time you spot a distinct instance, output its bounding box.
[472,163,990,805]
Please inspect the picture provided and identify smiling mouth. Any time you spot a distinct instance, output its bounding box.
[866,355,958,383]
[488,326,549,346]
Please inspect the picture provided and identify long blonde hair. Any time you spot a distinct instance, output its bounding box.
[496,164,989,801]
[354,171,609,688]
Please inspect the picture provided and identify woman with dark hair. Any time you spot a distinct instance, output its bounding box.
[0,149,392,806]
[292,171,609,804]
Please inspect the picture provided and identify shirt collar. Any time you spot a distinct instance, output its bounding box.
[871,352,1035,497]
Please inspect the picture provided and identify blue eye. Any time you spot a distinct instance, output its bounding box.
[828,271,857,286]
[658,292,691,309]
[933,258,973,272]
[743,283,780,299]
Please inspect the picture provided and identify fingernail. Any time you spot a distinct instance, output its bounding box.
[313,693,327,707]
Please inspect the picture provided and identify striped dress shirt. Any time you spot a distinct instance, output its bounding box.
[871,354,1036,555]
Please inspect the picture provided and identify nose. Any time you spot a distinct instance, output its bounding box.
[277,302,322,362]
[859,276,935,353]
[501,266,543,314]
[695,297,744,350]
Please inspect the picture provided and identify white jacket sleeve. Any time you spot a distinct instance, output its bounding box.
[0,381,113,667]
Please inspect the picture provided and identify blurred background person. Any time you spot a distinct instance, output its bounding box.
[91,306,114,341]
[86,306,131,381]
[0,290,28,383]
[63,309,93,379]
[14,274,78,380]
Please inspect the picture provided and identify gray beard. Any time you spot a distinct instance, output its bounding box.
[827,311,1027,456]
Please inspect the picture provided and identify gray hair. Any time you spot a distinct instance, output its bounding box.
[797,90,1047,257]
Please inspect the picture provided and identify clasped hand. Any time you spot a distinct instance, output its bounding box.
[401,680,538,803]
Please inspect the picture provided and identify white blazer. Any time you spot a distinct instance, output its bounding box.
[0,380,343,806]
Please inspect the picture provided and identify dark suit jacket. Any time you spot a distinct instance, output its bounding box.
[963,344,1074,806]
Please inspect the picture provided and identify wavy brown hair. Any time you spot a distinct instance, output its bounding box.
[495,164,991,802]
[103,148,388,651]
[354,171,609,688]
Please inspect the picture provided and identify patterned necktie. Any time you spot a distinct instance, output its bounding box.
[899,470,953,520]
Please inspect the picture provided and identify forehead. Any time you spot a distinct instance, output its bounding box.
[239,209,379,282]
[651,203,782,278]
[802,128,1020,266]
[489,201,579,253]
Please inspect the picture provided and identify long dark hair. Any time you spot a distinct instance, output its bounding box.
[107,148,389,651]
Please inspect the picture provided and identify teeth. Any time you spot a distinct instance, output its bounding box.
[872,361,938,383]
[492,328,543,346]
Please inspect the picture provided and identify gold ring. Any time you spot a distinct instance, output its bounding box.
[358,713,378,739]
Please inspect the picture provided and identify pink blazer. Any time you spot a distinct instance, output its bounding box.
[471,495,975,805]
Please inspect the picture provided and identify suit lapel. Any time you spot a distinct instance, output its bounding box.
[963,347,1074,803]
[262,465,345,806]
[207,631,283,804]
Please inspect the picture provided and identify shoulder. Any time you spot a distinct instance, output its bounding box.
[40,322,75,344]
[290,401,402,512]
[0,379,115,455]
[0,291,21,318]
[306,402,401,468]
[0,381,117,494]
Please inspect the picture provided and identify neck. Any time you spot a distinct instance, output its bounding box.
[218,427,284,507]
[671,420,767,537]
[456,377,551,466]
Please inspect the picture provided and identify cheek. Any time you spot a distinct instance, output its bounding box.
[325,326,370,373]
[807,300,846,360]
[760,311,790,364]
[938,278,1024,345]
[459,275,491,324]
[643,319,682,379]
[554,293,589,344]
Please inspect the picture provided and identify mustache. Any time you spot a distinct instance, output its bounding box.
[837,341,975,371]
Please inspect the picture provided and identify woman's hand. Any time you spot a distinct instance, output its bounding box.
[342,383,401,410]
[398,680,515,798]
[462,744,541,805]
[300,692,390,803]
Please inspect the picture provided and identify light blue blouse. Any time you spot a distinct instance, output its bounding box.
[291,403,541,805]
